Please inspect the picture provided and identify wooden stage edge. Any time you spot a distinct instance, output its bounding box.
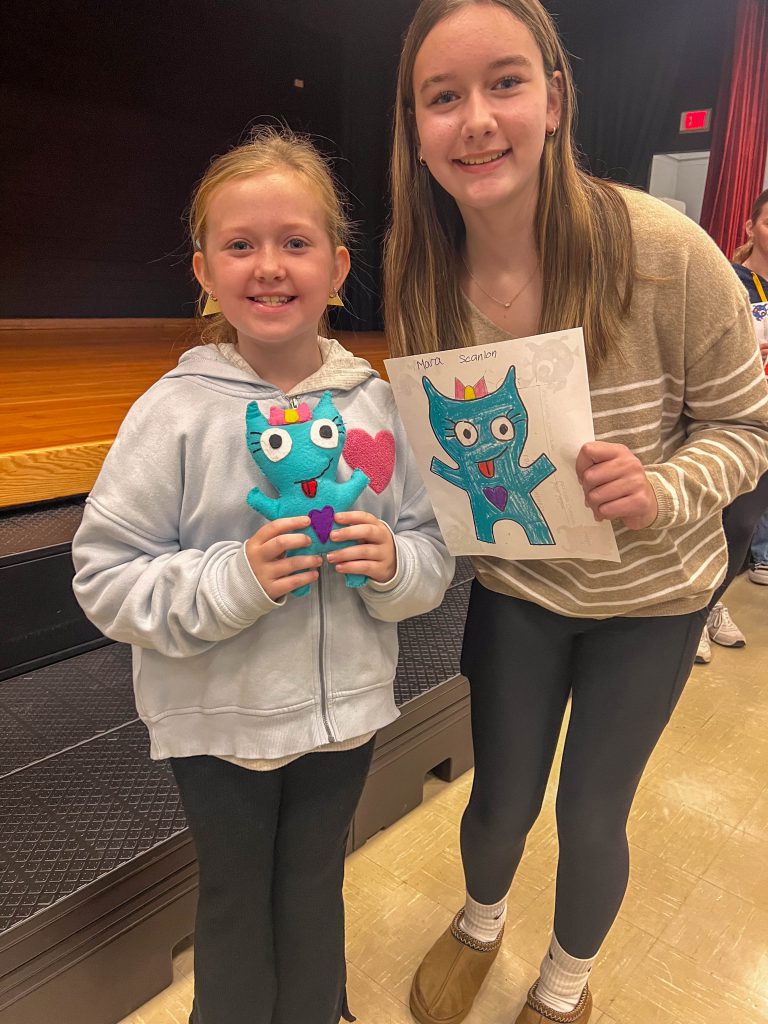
[0,319,390,509]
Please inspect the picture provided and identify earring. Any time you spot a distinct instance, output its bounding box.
[202,293,221,316]
[546,124,559,138]
[327,289,345,308]
[418,153,426,166]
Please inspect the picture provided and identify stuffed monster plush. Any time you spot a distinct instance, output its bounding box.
[245,391,370,596]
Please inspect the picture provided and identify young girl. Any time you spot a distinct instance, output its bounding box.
[384,2,768,1023]
[72,127,453,1024]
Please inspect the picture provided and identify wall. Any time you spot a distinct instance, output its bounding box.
[649,152,711,223]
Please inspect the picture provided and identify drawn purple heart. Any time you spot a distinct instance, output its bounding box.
[309,505,335,544]
[483,486,508,511]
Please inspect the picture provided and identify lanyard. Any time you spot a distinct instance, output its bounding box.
[753,272,768,304]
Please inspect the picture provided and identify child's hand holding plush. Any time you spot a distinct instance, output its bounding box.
[327,511,397,585]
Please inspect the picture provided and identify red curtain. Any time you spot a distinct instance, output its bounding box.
[700,0,768,258]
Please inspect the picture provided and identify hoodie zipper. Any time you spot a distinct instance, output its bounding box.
[316,562,335,744]
[284,390,335,743]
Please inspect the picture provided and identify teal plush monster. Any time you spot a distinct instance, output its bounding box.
[245,391,370,596]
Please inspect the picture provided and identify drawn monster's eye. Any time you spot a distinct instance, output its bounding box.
[310,418,339,449]
[454,420,479,447]
[260,428,293,462]
[490,416,514,441]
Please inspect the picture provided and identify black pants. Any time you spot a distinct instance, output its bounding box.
[709,470,768,608]
[171,739,375,1024]
[459,581,705,958]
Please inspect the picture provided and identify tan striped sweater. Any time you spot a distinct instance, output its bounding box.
[470,188,768,618]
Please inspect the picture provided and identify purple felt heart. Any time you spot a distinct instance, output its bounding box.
[483,486,508,511]
[309,505,335,544]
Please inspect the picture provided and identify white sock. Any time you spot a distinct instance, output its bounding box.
[460,892,507,943]
[535,934,595,1013]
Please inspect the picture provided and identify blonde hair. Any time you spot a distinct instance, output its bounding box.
[384,0,634,373]
[733,188,768,265]
[189,126,350,346]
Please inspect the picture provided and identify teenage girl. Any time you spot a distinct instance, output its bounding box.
[383,3,768,1022]
[72,127,453,1024]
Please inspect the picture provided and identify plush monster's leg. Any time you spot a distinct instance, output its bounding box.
[344,573,368,590]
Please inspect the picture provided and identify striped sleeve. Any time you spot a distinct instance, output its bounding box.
[646,300,768,530]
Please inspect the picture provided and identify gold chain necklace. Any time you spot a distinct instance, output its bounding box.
[461,255,538,310]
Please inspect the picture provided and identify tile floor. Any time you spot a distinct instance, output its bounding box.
[121,572,768,1024]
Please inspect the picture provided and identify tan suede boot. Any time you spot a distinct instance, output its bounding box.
[514,982,592,1024]
[409,910,504,1024]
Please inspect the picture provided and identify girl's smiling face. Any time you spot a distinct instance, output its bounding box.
[193,169,349,361]
[412,4,562,219]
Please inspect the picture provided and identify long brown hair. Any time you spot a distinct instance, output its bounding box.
[189,126,350,346]
[733,188,768,265]
[384,0,634,373]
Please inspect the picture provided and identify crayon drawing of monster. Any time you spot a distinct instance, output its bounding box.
[245,391,369,596]
[423,369,555,545]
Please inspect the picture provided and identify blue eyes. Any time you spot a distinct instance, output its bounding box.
[227,238,307,251]
[428,77,521,106]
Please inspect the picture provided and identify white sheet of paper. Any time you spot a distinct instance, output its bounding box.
[385,329,620,562]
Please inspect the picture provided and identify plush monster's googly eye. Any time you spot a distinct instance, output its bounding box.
[490,416,514,441]
[260,428,293,462]
[310,418,339,449]
[454,421,479,447]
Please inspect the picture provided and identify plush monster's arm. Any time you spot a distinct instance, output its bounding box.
[430,457,462,486]
[246,487,282,520]
[334,468,370,506]
[525,454,556,489]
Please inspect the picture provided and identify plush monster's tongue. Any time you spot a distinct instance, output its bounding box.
[301,479,318,498]
[478,459,496,479]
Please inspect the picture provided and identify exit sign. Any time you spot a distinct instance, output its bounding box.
[680,109,712,133]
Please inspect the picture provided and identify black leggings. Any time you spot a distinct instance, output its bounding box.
[710,470,768,608]
[172,740,374,1024]
[459,581,705,958]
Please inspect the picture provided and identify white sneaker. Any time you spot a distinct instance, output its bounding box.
[695,625,712,664]
[748,563,768,585]
[707,602,746,648]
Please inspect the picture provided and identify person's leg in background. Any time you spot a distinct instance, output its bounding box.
[696,471,768,662]
[748,506,768,584]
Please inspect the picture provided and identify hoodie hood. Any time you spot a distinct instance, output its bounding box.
[164,337,378,398]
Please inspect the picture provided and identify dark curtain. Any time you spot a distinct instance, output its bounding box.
[548,0,732,187]
[700,0,768,258]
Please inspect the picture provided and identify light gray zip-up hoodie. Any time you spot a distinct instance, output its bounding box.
[72,340,453,761]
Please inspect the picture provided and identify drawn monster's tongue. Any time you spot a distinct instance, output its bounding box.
[478,459,496,479]
[301,479,318,498]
